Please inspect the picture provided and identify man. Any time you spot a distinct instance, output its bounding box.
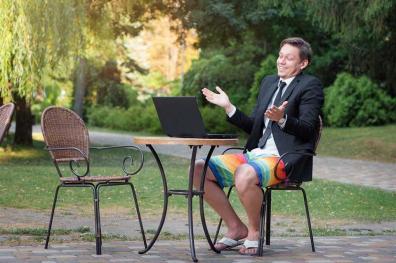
[193,37,324,255]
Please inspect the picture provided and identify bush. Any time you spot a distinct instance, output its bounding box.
[245,54,277,112]
[182,48,259,107]
[87,103,162,134]
[200,106,239,134]
[324,73,396,127]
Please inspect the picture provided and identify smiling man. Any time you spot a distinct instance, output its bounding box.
[193,37,324,255]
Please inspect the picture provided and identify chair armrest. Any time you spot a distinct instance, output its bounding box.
[274,150,316,181]
[45,146,90,178]
[90,145,144,176]
[221,147,245,155]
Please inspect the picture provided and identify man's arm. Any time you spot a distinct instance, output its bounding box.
[201,86,234,114]
[202,86,256,134]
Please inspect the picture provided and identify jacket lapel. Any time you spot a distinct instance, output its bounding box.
[259,78,279,111]
[281,73,302,102]
[256,78,279,127]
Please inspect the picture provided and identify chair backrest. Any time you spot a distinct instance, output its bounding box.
[0,103,15,144]
[41,106,89,162]
[313,115,323,153]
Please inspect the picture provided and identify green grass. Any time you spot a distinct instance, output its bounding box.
[317,124,396,163]
[0,226,90,236]
[1,140,395,227]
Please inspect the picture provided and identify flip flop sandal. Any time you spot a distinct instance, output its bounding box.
[239,239,259,256]
[215,237,244,251]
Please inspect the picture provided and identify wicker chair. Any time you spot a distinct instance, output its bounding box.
[0,103,15,144]
[41,106,147,255]
[213,116,323,256]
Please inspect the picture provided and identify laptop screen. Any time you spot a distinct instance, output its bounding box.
[152,96,208,138]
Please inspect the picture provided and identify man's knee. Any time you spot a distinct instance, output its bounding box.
[234,164,258,193]
[194,159,205,171]
[193,159,216,182]
[192,159,205,179]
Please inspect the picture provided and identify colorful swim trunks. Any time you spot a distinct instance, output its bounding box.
[207,152,286,188]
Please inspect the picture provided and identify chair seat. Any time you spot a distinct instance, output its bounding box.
[60,175,130,183]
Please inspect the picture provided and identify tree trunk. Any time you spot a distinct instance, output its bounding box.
[13,93,33,146]
[0,97,3,106]
[73,57,87,118]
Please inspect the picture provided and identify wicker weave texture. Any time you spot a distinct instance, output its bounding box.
[0,103,15,144]
[41,106,89,161]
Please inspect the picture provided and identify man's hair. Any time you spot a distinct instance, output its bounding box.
[280,37,312,65]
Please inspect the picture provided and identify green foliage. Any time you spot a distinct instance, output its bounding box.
[31,84,61,124]
[87,103,240,135]
[246,54,277,111]
[301,0,396,96]
[96,60,122,106]
[324,73,396,127]
[87,104,161,134]
[168,0,396,101]
[97,83,130,109]
[182,39,260,106]
[200,106,239,134]
[182,53,231,97]
[0,0,86,99]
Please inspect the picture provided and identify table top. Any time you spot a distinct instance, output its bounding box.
[133,136,239,146]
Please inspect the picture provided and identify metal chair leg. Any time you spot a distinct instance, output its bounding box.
[93,185,102,255]
[257,188,267,256]
[265,189,272,245]
[129,182,147,249]
[45,185,62,249]
[301,188,315,252]
[213,185,234,244]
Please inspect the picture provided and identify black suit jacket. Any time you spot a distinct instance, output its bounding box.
[228,73,324,182]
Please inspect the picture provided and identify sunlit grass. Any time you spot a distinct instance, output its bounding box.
[317,124,396,163]
[1,139,395,227]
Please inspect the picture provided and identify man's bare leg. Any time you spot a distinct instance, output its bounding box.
[193,160,247,248]
[234,164,263,254]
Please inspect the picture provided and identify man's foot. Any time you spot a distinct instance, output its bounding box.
[214,237,244,251]
[214,225,248,251]
[238,239,259,256]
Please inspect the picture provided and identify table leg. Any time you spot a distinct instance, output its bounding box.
[198,145,221,253]
[138,144,169,254]
[187,146,198,262]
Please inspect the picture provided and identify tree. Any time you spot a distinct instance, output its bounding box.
[169,0,335,107]
[162,0,396,118]
[301,0,396,95]
[0,0,163,145]
[0,1,86,145]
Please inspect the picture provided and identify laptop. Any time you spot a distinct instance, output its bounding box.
[152,96,237,139]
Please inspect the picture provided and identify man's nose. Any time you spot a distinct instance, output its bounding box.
[278,57,286,64]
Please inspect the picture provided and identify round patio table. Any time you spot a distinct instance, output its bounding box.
[134,136,238,262]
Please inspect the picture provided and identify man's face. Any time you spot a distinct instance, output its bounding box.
[277,44,308,79]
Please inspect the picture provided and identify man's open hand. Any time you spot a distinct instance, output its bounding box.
[202,86,233,113]
[265,101,288,122]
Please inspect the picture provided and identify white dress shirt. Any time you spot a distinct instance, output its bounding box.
[228,76,295,157]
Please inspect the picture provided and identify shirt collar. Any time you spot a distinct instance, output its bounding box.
[279,76,295,87]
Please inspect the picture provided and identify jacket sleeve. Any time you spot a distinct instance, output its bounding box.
[283,77,324,141]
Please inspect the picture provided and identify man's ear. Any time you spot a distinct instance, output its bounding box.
[300,59,309,70]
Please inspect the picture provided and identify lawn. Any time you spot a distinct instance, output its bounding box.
[1,139,395,228]
[317,124,396,163]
